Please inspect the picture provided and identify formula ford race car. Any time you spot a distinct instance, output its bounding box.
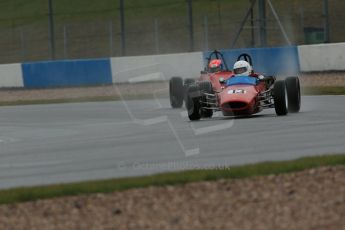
[169,50,233,108]
[169,51,301,121]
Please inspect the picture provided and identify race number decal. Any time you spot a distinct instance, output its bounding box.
[228,89,246,94]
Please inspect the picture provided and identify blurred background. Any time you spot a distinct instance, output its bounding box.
[0,0,343,63]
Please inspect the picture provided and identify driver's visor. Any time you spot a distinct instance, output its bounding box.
[234,67,247,74]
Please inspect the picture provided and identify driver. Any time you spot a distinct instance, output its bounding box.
[233,60,264,80]
[208,59,223,73]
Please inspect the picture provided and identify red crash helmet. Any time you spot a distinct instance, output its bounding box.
[209,59,222,73]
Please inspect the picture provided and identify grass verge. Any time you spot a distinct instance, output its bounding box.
[302,86,345,95]
[1,154,345,205]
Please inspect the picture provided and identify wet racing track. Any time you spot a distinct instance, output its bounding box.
[0,96,345,189]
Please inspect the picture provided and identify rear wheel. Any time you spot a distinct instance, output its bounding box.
[273,80,288,116]
[169,77,184,108]
[186,85,201,121]
[285,76,301,113]
[198,81,213,118]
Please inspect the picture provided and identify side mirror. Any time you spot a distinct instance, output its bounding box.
[219,77,226,84]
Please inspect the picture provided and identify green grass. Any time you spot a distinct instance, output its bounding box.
[1,154,345,205]
[302,86,345,95]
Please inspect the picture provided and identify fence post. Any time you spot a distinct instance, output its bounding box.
[323,0,330,43]
[258,0,267,47]
[154,18,160,54]
[119,0,126,56]
[109,20,114,57]
[48,0,56,59]
[250,2,255,47]
[63,25,68,59]
[187,0,194,52]
[20,28,26,61]
[217,1,222,25]
[299,4,306,44]
[203,15,209,51]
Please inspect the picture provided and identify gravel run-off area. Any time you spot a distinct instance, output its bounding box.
[1,166,345,230]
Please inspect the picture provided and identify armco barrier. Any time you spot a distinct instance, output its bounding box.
[2,43,345,89]
[204,46,300,76]
[298,42,345,72]
[0,63,24,88]
[22,59,112,88]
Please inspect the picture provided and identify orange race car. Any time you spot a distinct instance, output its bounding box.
[169,50,233,108]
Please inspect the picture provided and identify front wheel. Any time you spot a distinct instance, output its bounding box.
[273,80,288,116]
[184,78,195,86]
[285,76,301,113]
[183,78,196,109]
[198,81,213,118]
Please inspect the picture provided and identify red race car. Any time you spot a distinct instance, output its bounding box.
[184,53,301,121]
[169,50,233,108]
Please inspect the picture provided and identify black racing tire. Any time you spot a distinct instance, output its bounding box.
[198,81,213,118]
[169,77,184,108]
[183,78,196,108]
[273,80,288,116]
[285,76,301,113]
[184,78,195,86]
[183,78,195,109]
[186,85,201,121]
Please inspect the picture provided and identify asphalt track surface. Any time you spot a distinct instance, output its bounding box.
[0,96,345,189]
